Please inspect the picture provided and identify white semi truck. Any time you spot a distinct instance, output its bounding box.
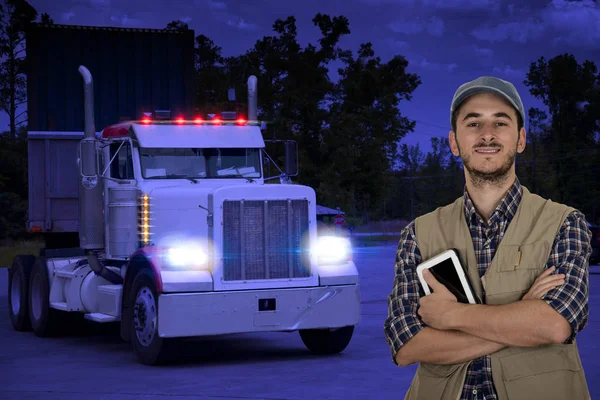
[7,66,360,365]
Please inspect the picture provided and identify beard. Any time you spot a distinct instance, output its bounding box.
[458,141,518,188]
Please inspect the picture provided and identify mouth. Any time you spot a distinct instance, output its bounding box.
[474,147,501,154]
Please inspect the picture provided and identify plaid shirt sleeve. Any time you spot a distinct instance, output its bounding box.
[383,220,426,365]
[542,210,592,343]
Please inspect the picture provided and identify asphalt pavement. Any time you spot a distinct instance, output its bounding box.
[1,246,599,399]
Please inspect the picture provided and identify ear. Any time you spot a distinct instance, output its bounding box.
[449,130,460,157]
[517,127,526,153]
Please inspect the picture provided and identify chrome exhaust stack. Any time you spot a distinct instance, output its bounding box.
[247,75,258,121]
[78,65,122,285]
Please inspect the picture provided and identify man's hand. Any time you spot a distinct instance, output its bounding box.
[522,266,566,301]
[418,269,463,330]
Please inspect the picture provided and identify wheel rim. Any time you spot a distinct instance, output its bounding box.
[31,273,43,321]
[133,286,157,347]
[10,271,21,315]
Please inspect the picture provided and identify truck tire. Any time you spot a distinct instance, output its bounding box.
[299,325,355,354]
[8,255,36,331]
[28,256,64,337]
[129,269,172,365]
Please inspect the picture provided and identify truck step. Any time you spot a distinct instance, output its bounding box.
[84,313,119,323]
[54,269,77,278]
[97,285,123,317]
[50,302,68,311]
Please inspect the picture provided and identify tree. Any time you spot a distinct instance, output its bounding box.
[524,54,600,219]
[0,0,37,138]
[165,20,188,31]
[325,45,420,219]
[39,11,52,24]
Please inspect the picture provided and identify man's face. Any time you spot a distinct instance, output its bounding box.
[449,92,526,186]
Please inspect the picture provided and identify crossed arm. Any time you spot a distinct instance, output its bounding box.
[383,213,591,367]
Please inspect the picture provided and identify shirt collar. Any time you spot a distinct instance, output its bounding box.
[463,176,522,225]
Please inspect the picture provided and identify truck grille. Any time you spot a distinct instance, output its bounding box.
[222,199,311,281]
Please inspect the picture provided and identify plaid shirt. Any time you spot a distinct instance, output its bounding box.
[384,177,592,400]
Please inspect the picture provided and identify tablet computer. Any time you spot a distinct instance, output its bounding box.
[416,249,479,304]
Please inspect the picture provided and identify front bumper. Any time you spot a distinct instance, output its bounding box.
[157,283,360,338]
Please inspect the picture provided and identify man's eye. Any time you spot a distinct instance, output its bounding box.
[467,122,478,127]
[496,122,507,126]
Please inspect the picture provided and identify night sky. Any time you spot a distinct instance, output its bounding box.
[21,0,600,154]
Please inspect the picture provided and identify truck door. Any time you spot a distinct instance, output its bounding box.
[103,140,137,259]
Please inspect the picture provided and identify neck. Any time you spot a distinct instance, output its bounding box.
[465,172,516,222]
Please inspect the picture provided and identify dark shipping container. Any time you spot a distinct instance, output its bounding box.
[25,23,196,235]
[26,23,196,132]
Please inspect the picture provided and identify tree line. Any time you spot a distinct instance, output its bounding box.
[0,1,598,240]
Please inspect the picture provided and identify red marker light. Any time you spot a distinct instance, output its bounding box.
[141,117,151,124]
[236,118,246,125]
[175,117,185,124]
[194,117,203,124]
[213,118,222,125]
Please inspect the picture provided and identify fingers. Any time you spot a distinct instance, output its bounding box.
[536,266,556,280]
[521,266,566,301]
[530,282,563,299]
[422,269,443,292]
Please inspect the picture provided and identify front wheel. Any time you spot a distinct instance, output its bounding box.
[129,269,173,365]
[299,325,355,354]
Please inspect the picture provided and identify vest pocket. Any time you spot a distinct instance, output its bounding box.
[485,241,550,303]
[497,345,588,400]
[404,363,465,400]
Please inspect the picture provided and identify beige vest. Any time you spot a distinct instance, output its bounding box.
[403,186,590,400]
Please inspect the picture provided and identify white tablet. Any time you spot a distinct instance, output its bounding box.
[416,249,478,304]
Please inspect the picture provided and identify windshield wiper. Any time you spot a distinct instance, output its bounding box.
[153,174,199,183]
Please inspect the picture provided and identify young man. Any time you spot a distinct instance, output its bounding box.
[383,76,592,399]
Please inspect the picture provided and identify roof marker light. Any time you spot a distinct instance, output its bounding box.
[175,117,185,124]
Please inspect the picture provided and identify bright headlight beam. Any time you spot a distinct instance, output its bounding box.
[313,236,351,264]
[166,247,208,268]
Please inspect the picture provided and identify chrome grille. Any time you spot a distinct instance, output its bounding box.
[222,199,310,281]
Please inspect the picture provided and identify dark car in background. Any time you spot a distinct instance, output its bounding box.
[590,224,600,265]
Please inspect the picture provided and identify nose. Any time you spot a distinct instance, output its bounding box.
[478,125,497,144]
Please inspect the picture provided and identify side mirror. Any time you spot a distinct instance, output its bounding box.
[284,140,298,176]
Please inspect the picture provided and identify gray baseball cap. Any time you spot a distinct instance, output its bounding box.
[450,76,525,126]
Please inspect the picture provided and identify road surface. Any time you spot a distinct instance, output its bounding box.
[1,244,599,399]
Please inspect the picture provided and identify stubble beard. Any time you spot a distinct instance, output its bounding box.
[458,141,518,189]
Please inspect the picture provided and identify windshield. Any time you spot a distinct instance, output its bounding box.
[139,148,262,179]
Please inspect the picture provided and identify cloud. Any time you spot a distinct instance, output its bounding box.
[360,0,498,10]
[90,0,110,6]
[388,39,410,50]
[471,19,546,44]
[408,55,458,72]
[207,0,227,10]
[542,0,600,46]
[493,65,525,78]
[110,14,142,27]
[61,11,75,21]
[226,18,259,31]
[422,0,499,10]
[387,16,446,37]
[471,0,600,47]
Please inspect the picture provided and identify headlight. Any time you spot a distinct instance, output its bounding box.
[165,247,209,268]
[312,236,352,265]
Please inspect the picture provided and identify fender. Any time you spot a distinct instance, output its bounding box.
[120,246,166,341]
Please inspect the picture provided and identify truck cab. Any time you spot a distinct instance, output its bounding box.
[8,68,360,365]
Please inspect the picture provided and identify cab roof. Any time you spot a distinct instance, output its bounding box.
[101,121,265,148]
